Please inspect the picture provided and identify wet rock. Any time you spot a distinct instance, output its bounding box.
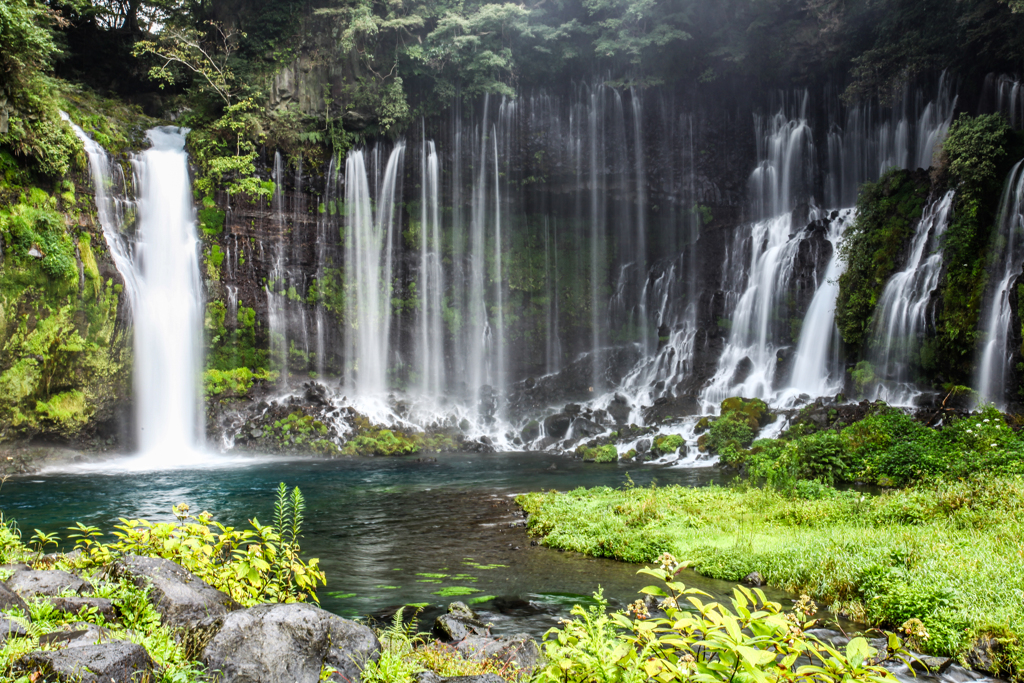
[435,602,490,641]
[608,394,631,423]
[966,636,1003,675]
[636,438,651,455]
[910,655,953,674]
[6,570,90,598]
[569,417,602,440]
[729,357,754,386]
[16,641,155,683]
[564,403,581,416]
[48,597,117,622]
[742,572,763,587]
[303,381,331,407]
[109,555,239,629]
[201,602,380,683]
[0,582,30,615]
[520,420,540,442]
[542,413,571,439]
[456,634,545,673]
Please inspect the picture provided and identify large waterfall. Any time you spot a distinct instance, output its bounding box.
[66,118,204,465]
[976,160,1024,407]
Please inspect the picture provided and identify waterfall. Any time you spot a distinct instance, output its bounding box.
[976,161,1024,407]
[702,95,816,408]
[60,114,139,311]
[267,151,288,386]
[868,191,955,404]
[787,209,857,398]
[133,128,205,459]
[826,73,956,207]
[66,116,204,463]
[418,138,445,396]
[344,144,405,396]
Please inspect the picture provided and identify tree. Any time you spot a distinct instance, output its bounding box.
[132,20,244,106]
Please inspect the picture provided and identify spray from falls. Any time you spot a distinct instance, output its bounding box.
[976,161,1024,407]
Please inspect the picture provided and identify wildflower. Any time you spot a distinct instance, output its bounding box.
[627,599,650,619]
[661,596,678,610]
[984,419,990,423]
[659,552,678,571]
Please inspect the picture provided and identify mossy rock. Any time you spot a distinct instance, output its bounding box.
[697,433,709,453]
[583,445,618,462]
[695,416,712,434]
[720,397,772,430]
[653,434,684,454]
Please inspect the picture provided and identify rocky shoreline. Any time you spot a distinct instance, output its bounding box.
[0,554,546,683]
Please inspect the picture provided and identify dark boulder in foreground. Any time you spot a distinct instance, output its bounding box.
[48,597,117,621]
[456,633,545,673]
[17,641,155,683]
[200,602,380,683]
[109,555,240,628]
[6,569,90,598]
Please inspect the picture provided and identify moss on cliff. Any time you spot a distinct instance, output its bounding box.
[835,169,930,349]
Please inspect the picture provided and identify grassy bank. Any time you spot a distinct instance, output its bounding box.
[518,475,1024,678]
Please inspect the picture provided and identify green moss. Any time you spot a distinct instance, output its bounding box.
[78,233,101,299]
[203,367,271,397]
[34,389,91,429]
[935,114,1023,380]
[835,169,930,348]
[652,434,683,454]
[582,444,618,462]
[199,196,226,236]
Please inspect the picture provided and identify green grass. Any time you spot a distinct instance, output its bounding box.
[518,475,1024,678]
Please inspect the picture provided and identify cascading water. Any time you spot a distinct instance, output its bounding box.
[786,209,856,399]
[66,117,204,465]
[344,144,405,396]
[868,191,955,405]
[702,95,816,408]
[132,128,205,461]
[418,138,445,396]
[976,161,1024,407]
[60,114,139,309]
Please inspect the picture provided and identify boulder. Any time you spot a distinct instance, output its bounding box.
[742,572,763,587]
[542,414,571,439]
[109,555,239,628]
[48,597,117,622]
[635,438,651,455]
[608,395,631,423]
[520,420,540,442]
[966,636,1003,675]
[569,417,602,440]
[39,623,114,648]
[0,582,30,615]
[435,602,490,641]
[201,602,380,683]
[910,655,953,674]
[6,569,90,598]
[456,634,544,673]
[16,641,155,683]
